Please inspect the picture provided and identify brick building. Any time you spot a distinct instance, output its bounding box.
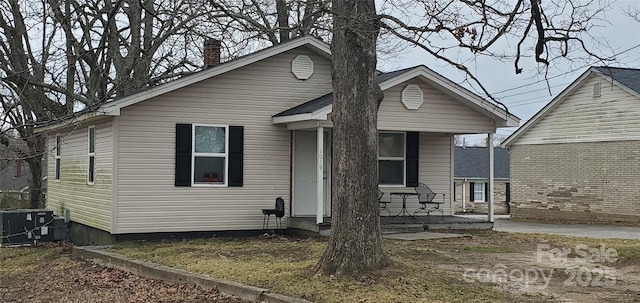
[454,147,510,214]
[503,67,640,224]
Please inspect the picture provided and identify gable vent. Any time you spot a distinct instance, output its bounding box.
[402,84,424,110]
[291,55,314,80]
[593,82,601,98]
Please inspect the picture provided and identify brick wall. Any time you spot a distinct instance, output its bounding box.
[453,181,510,214]
[510,140,640,224]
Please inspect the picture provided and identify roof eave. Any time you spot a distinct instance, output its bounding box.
[380,66,520,127]
[272,104,332,124]
[35,111,107,134]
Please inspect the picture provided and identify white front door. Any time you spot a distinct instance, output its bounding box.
[293,130,331,217]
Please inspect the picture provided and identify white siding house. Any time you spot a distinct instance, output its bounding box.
[42,37,519,242]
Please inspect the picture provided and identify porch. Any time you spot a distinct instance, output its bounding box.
[287,215,493,237]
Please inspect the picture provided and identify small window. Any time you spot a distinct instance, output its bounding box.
[88,126,95,184]
[55,134,61,180]
[593,82,601,98]
[378,132,405,186]
[473,182,486,202]
[193,125,228,185]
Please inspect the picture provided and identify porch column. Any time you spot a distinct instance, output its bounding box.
[316,126,324,224]
[487,133,495,223]
[462,181,466,212]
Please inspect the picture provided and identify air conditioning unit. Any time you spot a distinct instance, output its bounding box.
[0,209,54,246]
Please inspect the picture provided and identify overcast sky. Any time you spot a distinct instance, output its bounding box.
[378,0,640,144]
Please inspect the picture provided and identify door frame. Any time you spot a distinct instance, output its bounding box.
[291,129,332,217]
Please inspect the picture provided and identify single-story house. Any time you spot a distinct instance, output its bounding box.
[503,66,640,224]
[40,37,519,243]
[454,147,510,214]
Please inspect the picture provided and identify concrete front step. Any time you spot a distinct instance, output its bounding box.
[381,223,425,234]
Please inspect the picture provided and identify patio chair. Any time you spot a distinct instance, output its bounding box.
[378,189,391,216]
[413,183,446,217]
[262,197,285,229]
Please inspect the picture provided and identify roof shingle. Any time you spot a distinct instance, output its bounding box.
[454,147,510,179]
[593,66,640,95]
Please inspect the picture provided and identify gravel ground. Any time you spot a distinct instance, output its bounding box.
[0,251,252,303]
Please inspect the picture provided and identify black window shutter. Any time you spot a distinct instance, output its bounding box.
[175,124,192,186]
[405,131,419,187]
[506,182,511,202]
[453,182,456,201]
[228,126,244,187]
[470,182,475,202]
[484,182,489,202]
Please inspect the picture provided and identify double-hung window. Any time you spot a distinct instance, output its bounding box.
[55,134,61,180]
[378,132,405,186]
[193,125,228,185]
[473,182,486,202]
[88,126,95,184]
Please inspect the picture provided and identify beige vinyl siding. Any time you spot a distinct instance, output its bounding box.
[46,119,113,232]
[378,79,496,133]
[515,75,640,145]
[115,47,332,234]
[380,133,453,215]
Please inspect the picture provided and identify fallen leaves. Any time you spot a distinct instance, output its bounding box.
[0,249,250,303]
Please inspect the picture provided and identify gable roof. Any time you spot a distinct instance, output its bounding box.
[454,147,510,180]
[273,65,520,127]
[39,36,519,132]
[503,66,640,146]
[274,67,416,117]
[38,36,332,132]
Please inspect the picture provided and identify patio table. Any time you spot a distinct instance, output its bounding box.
[390,192,418,218]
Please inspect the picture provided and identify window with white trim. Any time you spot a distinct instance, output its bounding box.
[55,134,61,181]
[88,126,95,184]
[378,132,405,186]
[473,182,486,202]
[193,125,228,185]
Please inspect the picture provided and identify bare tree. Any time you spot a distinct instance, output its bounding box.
[316,0,389,276]
[0,0,67,208]
[0,0,221,208]
[46,0,216,103]
[378,0,614,99]
[209,0,331,49]
[315,0,614,276]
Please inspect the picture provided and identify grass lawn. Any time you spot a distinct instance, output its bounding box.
[110,231,640,303]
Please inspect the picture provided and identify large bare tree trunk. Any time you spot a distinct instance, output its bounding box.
[316,0,389,276]
[25,134,46,209]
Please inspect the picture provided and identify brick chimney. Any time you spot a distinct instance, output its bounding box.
[203,39,221,69]
[15,160,22,177]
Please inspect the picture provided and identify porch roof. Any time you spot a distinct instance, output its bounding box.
[272,65,520,128]
[273,67,414,118]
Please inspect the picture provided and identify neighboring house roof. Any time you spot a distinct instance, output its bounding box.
[454,147,510,180]
[0,162,48,192]
[273,64,519,127]
[592,66,640,95]
[503,66,640,146]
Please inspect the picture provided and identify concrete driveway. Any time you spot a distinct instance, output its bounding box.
[492,219,640,240]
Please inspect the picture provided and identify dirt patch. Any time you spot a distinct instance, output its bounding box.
[0,246,250,303]
[423,235,640,303]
